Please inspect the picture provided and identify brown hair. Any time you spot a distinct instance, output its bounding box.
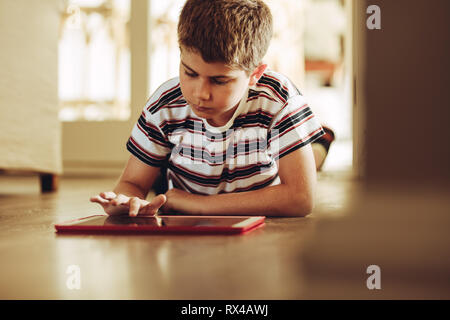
[177,0,273,74]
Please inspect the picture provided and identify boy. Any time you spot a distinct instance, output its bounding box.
[91,0,325,217]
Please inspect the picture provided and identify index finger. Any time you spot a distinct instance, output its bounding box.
[129,197,144,217]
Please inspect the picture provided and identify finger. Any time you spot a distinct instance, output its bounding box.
[152,194,167,209]
[90,195,109,204]
[110,194,130,206]
[141,194,167,216]
[139,204,158,216]
[129,197,142,217]
[100,191,117,200]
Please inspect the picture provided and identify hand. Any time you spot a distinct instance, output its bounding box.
[160,188,198,214]
[90,191,167,217]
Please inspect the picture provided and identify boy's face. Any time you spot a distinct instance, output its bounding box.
[179,48,260,127]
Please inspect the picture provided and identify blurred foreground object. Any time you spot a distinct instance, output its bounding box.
[300,0,450,299]
[302,185,450,299]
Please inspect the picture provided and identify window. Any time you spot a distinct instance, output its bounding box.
[58,0,130,121]
[148,0,185,95]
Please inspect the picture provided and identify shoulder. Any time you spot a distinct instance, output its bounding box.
[243,70,306,120]
[143,77,183,114]
[140,77,191,125]
[255,70,303,103]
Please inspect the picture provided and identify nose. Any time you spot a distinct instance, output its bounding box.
[193,78,211,102]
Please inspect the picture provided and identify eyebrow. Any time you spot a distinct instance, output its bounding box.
[181,61,232,80]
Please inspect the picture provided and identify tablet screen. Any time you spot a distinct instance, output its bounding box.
[66,215,258,228]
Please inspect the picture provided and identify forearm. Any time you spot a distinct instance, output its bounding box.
[113,180,148,199]
[182,184,313,217]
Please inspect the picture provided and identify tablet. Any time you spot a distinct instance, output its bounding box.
[55,215,265,235]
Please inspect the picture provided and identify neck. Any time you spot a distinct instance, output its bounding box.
[208,104,239,127]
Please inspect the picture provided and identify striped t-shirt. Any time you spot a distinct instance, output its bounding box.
[126,70,324,195]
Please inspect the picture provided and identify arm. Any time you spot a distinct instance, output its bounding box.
[90,155,167,216]
[113,154,161,198]
[162,144,317,217]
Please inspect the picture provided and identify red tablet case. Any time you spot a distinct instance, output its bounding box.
[54,215,265,235]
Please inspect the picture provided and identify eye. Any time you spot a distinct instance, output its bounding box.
[185,70,197,78]
[211,78,229,86]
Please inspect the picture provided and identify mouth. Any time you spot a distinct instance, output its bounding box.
[192,104,211,113]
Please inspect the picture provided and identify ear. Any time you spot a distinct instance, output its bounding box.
[248,63,268,86]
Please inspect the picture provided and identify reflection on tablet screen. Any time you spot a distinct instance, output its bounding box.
[74,216,251,228]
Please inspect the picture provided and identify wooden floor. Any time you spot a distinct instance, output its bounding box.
[1,171,449,299]
[0,170,355,299]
